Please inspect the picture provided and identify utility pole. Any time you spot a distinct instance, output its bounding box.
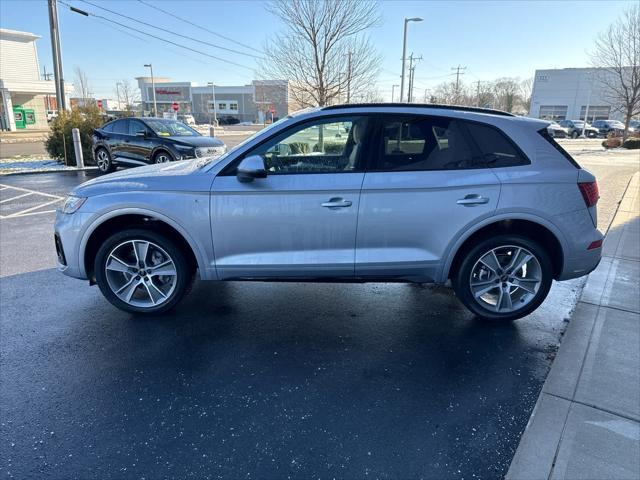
[407,53,422,103]
[346,50,352,103]
[475,80,481,107]
[391,84,399,102]
[48,0,66,112]
[451,64,467,97]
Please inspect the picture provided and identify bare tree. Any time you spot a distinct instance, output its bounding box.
[519,77,534,114]
[492,78,520,113]
[74,67,92,104]
[261,0,381,107]
[115,79,140,112]
[591,4,640,140]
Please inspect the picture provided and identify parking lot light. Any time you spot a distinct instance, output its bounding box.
[400,17,423,103]
[144,63,157,117]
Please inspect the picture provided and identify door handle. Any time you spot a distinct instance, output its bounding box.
[321,198,353,209]
[457,194,490,206]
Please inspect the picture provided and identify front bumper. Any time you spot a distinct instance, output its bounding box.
[54,209,93,280]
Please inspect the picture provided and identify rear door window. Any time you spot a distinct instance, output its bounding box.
[112,119,129,135]
[374,116,479,171]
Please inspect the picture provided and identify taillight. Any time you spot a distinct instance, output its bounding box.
[578,181,599,208]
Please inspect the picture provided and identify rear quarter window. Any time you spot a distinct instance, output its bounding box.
[538,128,580,168]
[464,122,530,167]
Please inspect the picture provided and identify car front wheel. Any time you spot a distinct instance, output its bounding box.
[153,151,173,164]
[94,229,193,314]
[95,147,115,173]
[453,235,553,321]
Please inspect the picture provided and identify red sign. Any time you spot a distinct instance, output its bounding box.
[97,99,103,109]
[172,102,179,112]
[156,89,181,95]
[269,105,276,114]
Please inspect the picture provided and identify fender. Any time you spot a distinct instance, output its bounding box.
[77,206,214,280]
[438,210,569,282]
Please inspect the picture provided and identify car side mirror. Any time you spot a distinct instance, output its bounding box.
[237,155,267,183]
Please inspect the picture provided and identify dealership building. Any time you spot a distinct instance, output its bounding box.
[529,67,628,122]
[136,77,295,124]
[0,28,73,131]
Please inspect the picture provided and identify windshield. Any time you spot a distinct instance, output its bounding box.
[145,119,200,137]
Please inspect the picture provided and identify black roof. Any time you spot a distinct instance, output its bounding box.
[321,103,515,117]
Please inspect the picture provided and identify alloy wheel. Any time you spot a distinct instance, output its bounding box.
[469,245,542,313]
[155,153,170,163]
[104,240,177,308]
[96,149,110,171]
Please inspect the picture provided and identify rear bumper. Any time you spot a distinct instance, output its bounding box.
[558,244,602,280]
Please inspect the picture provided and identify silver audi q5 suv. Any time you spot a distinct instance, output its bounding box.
[55,104,602,321]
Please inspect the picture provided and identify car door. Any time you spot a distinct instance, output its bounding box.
[127,119,154,163]
[355,115,502,282]
[109,119,130,160]
[211,115,372,279]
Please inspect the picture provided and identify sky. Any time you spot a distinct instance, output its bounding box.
[0,0,635,100]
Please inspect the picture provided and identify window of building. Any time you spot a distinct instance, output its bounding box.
[218,103,227,110]
[229,102,238,111]
[580,106,611,122]
[539,105,568,121]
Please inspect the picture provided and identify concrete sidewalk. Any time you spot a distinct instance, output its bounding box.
[507,172,640,480]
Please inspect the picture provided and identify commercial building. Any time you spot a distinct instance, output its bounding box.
[0,28,73,131]
[530,67,628,122]
[136,77,295,124]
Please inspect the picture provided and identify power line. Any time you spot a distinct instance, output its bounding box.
[78,0,264,60]
[136,0,263,56]
[59,0,256,73]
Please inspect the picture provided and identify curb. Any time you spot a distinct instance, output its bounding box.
[1,167,98,176]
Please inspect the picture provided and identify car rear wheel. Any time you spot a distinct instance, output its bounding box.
[95,147,115,173]
[571,131,579,139]
[94,229,194,314]
[153,151,173,164]
[453,234,553,321]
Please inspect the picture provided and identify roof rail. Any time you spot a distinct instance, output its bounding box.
[321,103,515,117]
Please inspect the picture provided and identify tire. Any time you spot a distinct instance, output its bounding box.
[571,131,579,139]
[452,234,553,321]
[95,147,115,173]
[153,150,173,164]
[94,228,194,315]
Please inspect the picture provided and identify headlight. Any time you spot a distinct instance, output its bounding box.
[61,195,86,214]
[195,146,227,158]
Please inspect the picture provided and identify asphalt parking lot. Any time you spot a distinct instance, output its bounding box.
[0,147,638,479]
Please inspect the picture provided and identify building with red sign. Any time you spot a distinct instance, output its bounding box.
[136,77,295,124]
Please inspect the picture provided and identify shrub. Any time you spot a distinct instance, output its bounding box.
[602,136,623,149]
[622,137,640,149]
[46,106,105,165]
[288,142,310,154]
[317,142,345,154]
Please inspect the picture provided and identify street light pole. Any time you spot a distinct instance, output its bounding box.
[400,17,423,103]
[391,84,399,102]
[47,0,66,112]
[115,82,122,110]
[207,82,217,126]
[144,63,157,117]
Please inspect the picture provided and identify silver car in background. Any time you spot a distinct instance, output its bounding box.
[55,104,603,321]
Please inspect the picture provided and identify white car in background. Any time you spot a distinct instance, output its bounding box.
[178,114,196,126]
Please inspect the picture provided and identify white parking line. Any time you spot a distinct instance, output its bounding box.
[0,192,33,204]
[0,183,64,219]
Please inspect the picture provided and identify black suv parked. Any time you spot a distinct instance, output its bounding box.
[92,118,226,173]
[558,120,598,138]
[591,119,627,137]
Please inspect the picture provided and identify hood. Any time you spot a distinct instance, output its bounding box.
[169,136,225,147]
[73,160,212,197]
